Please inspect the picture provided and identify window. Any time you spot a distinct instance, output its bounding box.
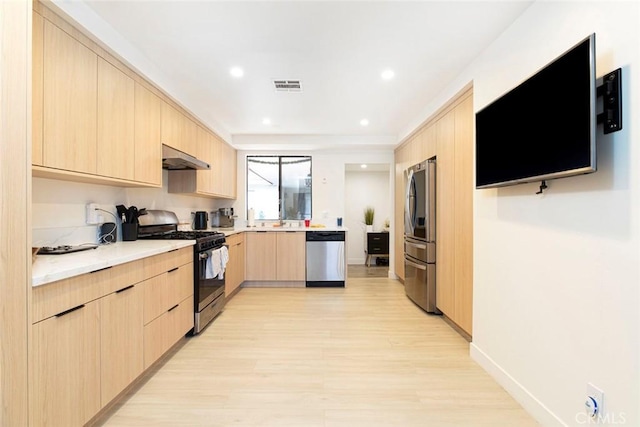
[246,156,312,220]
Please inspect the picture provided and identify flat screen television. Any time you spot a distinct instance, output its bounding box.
[475,33,596,189]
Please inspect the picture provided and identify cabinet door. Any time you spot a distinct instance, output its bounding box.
[221,142,237,198]
[225,234,245,296]
[134,82,162,186]
[276,232,306,280]
[161,101,184,152]
[182,116,198,159]
[100,283,144,407]
[32,300,101,427]
[453,96,474,335]
[210,134,224,196]
[43,20,97,174]
[435,110,456,317]
[97,57,135,180]
[196,126,214,194]
[32,12,44,165]
[245,232,276,280]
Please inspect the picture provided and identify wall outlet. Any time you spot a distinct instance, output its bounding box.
[86,203,100,224]
[585,382,604,419]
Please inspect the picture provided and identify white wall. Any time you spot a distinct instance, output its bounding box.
[32,172,231,246]
[345,170,390,264]
[406,2,639,425]
[234,146,395,273]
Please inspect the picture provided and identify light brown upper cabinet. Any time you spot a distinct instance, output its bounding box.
[219,140,237,199]
[32,11,44,166]
[97,57,135,180]
[161,101,197,158]
[43,19,97,174]
[196,125,215,194]
[134,82,162,186]
[168,130,237,200]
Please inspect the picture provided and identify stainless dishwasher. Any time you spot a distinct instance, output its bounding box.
[306,231,345,287]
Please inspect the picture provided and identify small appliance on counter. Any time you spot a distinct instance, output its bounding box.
[192,211,208,230]
[218,207,235,228]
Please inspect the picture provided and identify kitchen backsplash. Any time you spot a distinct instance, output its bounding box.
[32,173,232,247]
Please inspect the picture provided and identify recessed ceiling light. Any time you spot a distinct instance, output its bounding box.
[360,119,369,126]
[361,164,367,169]
[230,67,244,78]
[381,69,395,80]
[262,118,271,125]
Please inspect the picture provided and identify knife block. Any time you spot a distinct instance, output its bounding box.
[122,223,138,241]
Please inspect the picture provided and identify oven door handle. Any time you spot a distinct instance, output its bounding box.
[199,253,209,260]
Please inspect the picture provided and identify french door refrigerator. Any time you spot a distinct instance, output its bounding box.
[404,157,440,314]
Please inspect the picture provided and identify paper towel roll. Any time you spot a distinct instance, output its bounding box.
[248,208,255,227]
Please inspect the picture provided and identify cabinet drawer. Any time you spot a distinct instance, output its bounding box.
[143,273,168,325]
[168,262,193,305]
[368,244,387,254]
[102,259,144,295]
[143,246,192,278]
[367,233,389,255]
[32,264,111,323]
[143,295,193,369]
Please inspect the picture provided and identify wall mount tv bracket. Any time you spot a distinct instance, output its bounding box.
[597,68,622,134]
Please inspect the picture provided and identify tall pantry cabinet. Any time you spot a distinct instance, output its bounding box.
[394,89,474,337]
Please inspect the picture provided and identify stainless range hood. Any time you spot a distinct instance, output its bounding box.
[162,145,210,170]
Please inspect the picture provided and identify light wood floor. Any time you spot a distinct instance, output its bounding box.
[97,278,539,427]
[347,264,389,278]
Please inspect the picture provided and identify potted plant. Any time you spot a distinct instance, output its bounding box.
[364,206,374,232]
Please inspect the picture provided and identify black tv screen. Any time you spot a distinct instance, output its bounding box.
[475,34,596,189]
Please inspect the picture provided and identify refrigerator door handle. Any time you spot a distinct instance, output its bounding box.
[404,257,427,271]
[404,168,415,236]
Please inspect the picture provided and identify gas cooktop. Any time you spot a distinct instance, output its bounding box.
[139,230,225,240]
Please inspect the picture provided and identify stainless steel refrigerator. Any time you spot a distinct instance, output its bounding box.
[404,157,440,314]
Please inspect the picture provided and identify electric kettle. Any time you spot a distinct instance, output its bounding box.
[193,211,208,230]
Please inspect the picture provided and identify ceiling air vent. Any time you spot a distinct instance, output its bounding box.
[273,79,302,92]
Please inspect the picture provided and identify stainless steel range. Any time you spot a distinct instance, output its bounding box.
[138,210,227,335]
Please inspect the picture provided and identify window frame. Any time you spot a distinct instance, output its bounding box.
[246,155,312,221]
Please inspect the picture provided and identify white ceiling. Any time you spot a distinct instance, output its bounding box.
[79,0,533,150]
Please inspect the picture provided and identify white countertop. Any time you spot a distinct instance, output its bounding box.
[32,240,195,287]
[211,226,348,236]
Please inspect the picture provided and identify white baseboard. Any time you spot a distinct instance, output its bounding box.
[470,343,566,427]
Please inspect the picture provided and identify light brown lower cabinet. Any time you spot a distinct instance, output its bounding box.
[30,247,194,426]
[144,295,194,369]
[276,232,306,281]
[100,283,144,407]
[244,231,306,282]
[225,233,245,297]
[142,259,194,369]
[32,299,101,427]
[245,232,276,280]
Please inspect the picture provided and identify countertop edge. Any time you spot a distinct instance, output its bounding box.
[32,240,195,287]
[213,226,349,236]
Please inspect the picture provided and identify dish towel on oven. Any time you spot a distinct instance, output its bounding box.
[205,246,229,279]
